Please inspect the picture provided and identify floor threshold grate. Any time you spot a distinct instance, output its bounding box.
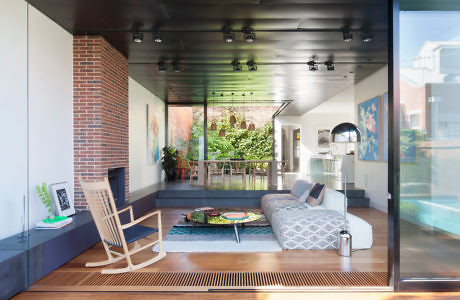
[31,271,388,291]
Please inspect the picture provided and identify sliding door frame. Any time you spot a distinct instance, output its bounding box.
[390,0,460,291]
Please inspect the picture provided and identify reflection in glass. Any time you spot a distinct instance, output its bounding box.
[400,9,460,279]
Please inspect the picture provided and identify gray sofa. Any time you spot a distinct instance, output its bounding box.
[262,180,373,250]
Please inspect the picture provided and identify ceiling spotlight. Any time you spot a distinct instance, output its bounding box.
[244,28,256,43]
[307,60,318,71]
[172,62,181,73]
[247,59,257,72]
[324,60,335,71]
[132,31,143,43]
[157,62,167,73]
[232,60,242,72]
[222,27,235,43]
[361,31,374,43]
[343,31,353,42]
[152,31,163,43]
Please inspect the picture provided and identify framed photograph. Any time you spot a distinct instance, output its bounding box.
[317,129,331,153]
[49,182,75,216]
[358,96,381,161]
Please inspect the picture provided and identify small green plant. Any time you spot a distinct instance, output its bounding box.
[36,182,54,220]
[161,146,178,181]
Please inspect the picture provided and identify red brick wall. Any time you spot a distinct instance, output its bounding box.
[73,36,129,209]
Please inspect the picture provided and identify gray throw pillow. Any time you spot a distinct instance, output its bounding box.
[290,180,312,199]
[297,189,310,203]
[307,183,326,206]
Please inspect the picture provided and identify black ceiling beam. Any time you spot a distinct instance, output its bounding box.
[129,61,388,66]
[73,28,388,34]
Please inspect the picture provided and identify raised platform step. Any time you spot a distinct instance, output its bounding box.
[157,189,289,199]
[154,188,369,208]
[336,188,366,198]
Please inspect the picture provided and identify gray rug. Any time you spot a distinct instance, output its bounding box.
[153,225,282,253]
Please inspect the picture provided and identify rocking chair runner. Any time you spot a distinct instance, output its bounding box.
[79,177,165,274]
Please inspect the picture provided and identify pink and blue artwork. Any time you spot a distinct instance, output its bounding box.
[358,96,380,161]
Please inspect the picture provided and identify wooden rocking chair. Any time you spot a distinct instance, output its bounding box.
[79,177,165,274]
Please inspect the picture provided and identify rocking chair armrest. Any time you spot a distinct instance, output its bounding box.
[117,205,134,222]
[121,210,161,230]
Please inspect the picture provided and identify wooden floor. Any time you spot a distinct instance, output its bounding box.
[18,206,389,297]
[45,207,388,273]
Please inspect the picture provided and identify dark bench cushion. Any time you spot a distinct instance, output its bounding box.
[104,225,158,247]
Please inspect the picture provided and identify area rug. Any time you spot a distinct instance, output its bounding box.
[153,224,282,253]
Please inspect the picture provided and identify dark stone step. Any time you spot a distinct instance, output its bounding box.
[157,189,289,199]
[336,189,366,198]
[348,197,370,207]
[154,197,261,208]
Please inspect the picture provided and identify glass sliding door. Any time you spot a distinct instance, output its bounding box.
[398,1,460,283]
[0,0,29,298]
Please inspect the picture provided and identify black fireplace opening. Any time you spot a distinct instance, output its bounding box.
[108,167,125,208]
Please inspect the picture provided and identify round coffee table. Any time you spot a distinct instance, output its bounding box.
[186,210,262,243]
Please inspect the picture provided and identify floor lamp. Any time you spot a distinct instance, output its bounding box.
[331,122,361,257]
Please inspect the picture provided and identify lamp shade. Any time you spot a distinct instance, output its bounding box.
[331,122,361,143]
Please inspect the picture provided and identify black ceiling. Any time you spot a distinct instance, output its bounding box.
[28,0,388,115]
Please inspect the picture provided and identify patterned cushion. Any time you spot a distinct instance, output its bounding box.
[263,198,301,222]
[271,208,346,250]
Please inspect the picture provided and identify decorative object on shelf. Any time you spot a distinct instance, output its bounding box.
[331,122,361,257]
[147,103,160,165]
[161,146,178,181]
[209,92,217,131]
[229,92,236,125]
[50,182,75,217]
[222,212,249,220]
[357,96,381,161]
[35,182,55,221]
[36,216,72,229]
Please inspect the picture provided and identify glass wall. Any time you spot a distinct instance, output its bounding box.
[168,105,204,160]
[207,103,277,160]
[399,2,460,279]
[0,0,29,298]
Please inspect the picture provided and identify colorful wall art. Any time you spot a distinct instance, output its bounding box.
[147,104,160,165]
[358,96,381,161]
[383,92,389,162]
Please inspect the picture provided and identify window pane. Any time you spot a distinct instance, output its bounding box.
[399,9,460,279]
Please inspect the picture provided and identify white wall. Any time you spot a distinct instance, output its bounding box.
[129,78,165,192]
[28,6,74,227]
[354,66,388,212]
[297,85,355,176]
[0,0,28,239]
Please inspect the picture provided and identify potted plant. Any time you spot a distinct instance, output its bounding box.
[36,182,55,221]
[161,146,178,181]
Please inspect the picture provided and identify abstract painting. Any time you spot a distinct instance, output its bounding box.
[358,96,381,161]
[383,92,389,162]
[147,104,160,165]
